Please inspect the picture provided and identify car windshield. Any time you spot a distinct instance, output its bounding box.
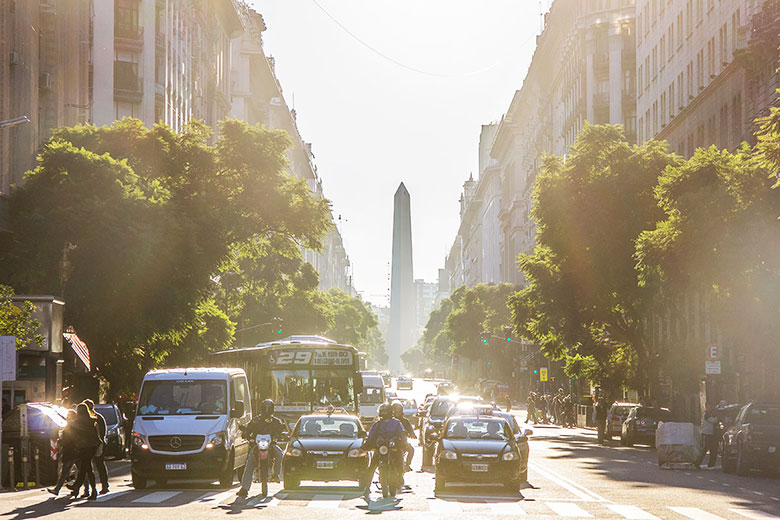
[360,387,384,404]
[138,380,227,415]
[403,399,416,408]
[445,418,509,440]
[747,406,780,425]
[297,417,359,438]
[613,406,633,417]
[636,408,671,420]
[430,400,455,418]
[94,405,118,425]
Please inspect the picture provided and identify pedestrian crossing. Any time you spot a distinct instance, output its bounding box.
[9,488,780,519]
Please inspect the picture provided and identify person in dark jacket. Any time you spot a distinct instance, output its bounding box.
[236,399,287,498]
[70,403,101,500]
[391,401,415,472]
[363,403,406,496]
[47,410,78,496]
[82,399,109,494]
[594,397,609,445]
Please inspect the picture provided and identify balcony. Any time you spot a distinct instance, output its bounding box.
[114,62,143,103]
[115,25,144,51]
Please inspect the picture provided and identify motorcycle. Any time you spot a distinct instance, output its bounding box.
[253,434,273,497]
[375,438,404,498]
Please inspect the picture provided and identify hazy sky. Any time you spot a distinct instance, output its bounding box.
[250,0,544,306]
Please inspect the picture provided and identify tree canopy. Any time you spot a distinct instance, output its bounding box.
[0,284,43,350]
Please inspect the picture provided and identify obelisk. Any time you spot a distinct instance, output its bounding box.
[388,183,414,374]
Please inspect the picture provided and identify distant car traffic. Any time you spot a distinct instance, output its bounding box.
[620,406,672,447]
[379,371,392,388]
[283,411,369,489]
[432,415,524,492]
[396,376,413,390]
[436,382,456,396]
[721,403,780,475]
[608,402,638,439]
[401,399,418,422]
[94,403,127,459]
[420,397,458,466]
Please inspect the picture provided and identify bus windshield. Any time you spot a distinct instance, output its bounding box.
[266,369,356,411]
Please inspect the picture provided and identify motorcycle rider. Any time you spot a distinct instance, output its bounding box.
[390,401,415,472]
[236,399,287,499]
[363,403,406,496]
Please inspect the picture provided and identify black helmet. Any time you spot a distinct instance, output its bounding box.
[390,400,404,418]
[260,399,275,416]
[378,403,392,419]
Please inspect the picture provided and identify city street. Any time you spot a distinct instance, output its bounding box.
[1,379,778,520]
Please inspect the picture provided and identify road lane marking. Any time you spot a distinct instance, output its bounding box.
[96,490,130,502]
[428,498,463,513]
[131,491,181,503]
[546,502,594,517]
[730,509,780,520]
[306,494,343,508]
[530,462,609,503]
[606,504,661,519]
[489,502,527,515]
[668,506,727,520]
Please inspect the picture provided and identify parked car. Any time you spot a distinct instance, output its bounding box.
[94,403,128,459]
[608,402,639,439]
[283,411,369,489]
[721,403,780,475]
[620,406,672,447]
[1,402,69,486]
[432,414,524,492]
[420,396,458,466]
[396,376,413,390]
[492,410,533,484]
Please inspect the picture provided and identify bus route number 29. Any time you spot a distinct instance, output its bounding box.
[271,351,312,365]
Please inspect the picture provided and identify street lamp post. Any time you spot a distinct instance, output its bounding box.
[0,116,30,129]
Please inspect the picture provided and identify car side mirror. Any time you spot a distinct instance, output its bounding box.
[231,400,245,418]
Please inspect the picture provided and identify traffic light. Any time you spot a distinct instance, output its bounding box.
[271,317,283,335]
[487,360,492,366]
[480,331,491,344]
[504,325,513,342]
[533,369,539,375]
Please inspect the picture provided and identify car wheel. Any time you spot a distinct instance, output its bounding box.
[284,475,300,490]
[722,450,736,473]
[131,471,147,490]
[219,451,235,488]
[736,445,750,476]
[422,446,433,467]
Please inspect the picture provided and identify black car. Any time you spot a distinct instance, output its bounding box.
[620,406,672,447]
[432,415,524,492]
[94,403,128,459]
[492,411,533,484]
[721,403,780,475]
[283,412,369,489]
[1,402,69,486]
[420,397,457,466]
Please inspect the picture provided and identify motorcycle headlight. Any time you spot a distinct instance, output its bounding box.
[288,447,303,457]
[443,450,457,460]
[348,448,367,458]
[379,445,389,455]
[132,433,148,450]
[502,451,516,461]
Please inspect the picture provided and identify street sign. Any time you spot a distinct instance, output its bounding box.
[706,344,720,361]
[1,336,16,381]
[705,360,721,375]
[540,367,548,382]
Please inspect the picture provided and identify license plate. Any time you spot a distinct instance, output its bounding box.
[471,464,488,472]
[316,460,334,469]
[769,446,776,454]
[165,463,187,470]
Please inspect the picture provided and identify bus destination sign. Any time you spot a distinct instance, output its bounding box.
[268,349,353,366]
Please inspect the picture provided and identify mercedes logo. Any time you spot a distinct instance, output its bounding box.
[170,436,182,449]
[477,454,483,460]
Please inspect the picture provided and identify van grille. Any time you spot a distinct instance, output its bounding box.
[148,435,204,452]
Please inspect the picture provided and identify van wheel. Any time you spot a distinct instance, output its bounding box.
[220,451,235,488]
[132,471,147,490]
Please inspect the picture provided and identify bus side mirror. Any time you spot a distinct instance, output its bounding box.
[231,401,245,418]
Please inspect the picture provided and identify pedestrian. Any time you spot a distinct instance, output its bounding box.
[70,403,101,500]
[47,410,78,496]
[526,393,537,424]
[697,403,719,468]
[83,399,109,494]
[594,397,609,444]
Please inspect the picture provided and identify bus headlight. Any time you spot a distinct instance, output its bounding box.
[288,448,303,457]
[502,451,516,461]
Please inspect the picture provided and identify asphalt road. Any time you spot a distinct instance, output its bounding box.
[1,378,777,519]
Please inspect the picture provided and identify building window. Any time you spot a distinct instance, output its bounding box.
[115,1,140,39]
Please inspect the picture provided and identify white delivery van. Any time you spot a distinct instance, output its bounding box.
[359,372,386,428]
[130,368,252,489]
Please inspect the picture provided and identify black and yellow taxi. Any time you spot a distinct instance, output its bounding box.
[432,414,524,492]
[282,408,369,489]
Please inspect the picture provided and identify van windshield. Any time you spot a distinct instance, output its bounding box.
[138,380,227,415]
[360,387,384,404]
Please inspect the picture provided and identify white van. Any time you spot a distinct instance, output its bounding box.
[359,372,386,428]
[130,368,252,489]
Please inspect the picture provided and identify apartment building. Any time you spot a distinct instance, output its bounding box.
[637,0,780,155]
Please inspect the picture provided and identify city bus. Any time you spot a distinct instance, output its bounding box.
[211,335,363,426]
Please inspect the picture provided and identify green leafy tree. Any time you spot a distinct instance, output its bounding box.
[510,124,680,397]
[0,284,43,349]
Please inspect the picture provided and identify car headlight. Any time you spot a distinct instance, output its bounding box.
[443,450,457,460]
[288,447,303,457]
[132,433,148,450]
[502,451,516,461]
[348,448,367,458]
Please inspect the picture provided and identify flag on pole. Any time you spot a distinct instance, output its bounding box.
[63,332,90,371]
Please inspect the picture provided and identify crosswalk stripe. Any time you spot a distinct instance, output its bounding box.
[96,490,130,503]
[546,502,594,517]
[131,491,181,504]
[730,509,780,520]
[428,498,463,513]
[489,501,527,515]
[668,507,727,520]
[306,494,343,508]
[607,504,660,520]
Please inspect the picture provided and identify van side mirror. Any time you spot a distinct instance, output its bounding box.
[231,401,245,418]
[358,430,367,438]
